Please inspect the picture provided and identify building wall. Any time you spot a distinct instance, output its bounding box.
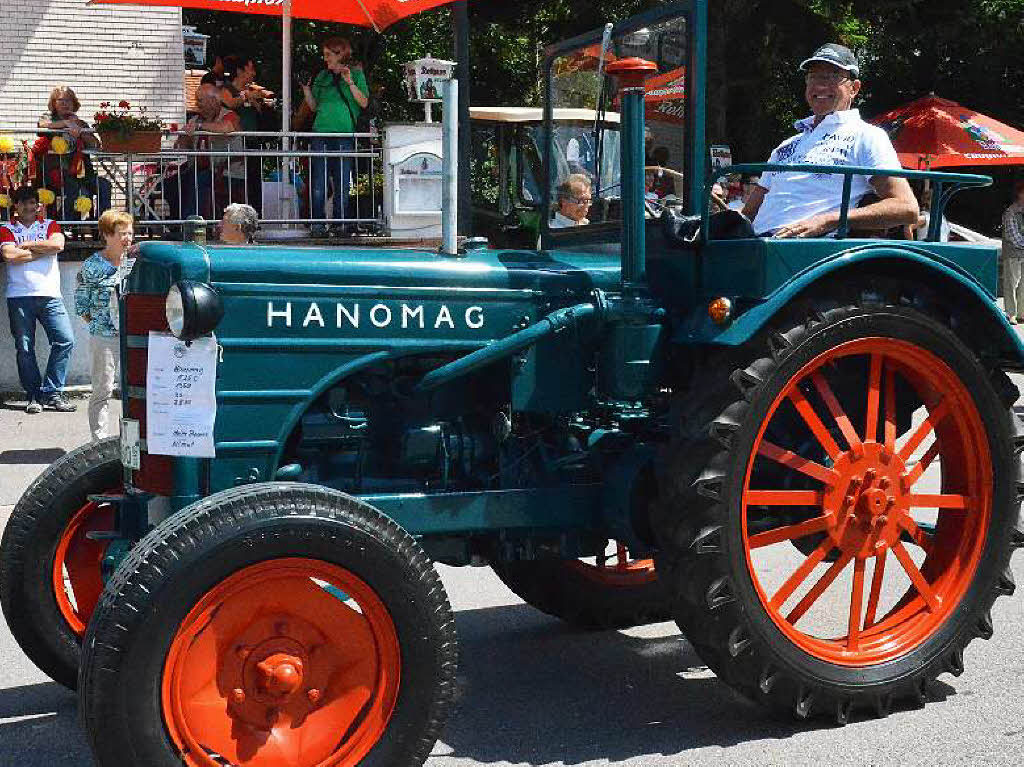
[0,0,185,132]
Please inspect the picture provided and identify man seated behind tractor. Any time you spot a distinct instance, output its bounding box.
[551,173,592,228]
[742,43,918,238]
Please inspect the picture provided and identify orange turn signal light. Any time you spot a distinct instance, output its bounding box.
[709,297,732,325]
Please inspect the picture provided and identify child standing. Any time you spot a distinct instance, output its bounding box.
[75,210,133,441]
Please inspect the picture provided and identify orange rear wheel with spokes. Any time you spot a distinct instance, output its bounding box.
[742,338,991,665]
[655,299,1018,722]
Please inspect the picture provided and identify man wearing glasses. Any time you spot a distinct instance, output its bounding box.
[742,43,918,238]
[552,174,593,228]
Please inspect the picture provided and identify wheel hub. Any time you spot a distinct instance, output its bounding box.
[824,442,908,559]
[222,616,325,728]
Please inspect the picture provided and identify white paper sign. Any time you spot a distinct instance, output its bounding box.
[146,332,218,457]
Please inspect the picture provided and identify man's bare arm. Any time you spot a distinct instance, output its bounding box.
[742,185,767,221]
[1,242,34,263]
[23,232,66,255]
[773,176,918,239]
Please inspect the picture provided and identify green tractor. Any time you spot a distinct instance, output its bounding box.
[3,2,1023,765]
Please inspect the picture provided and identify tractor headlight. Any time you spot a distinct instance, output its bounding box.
[165,281,223,341]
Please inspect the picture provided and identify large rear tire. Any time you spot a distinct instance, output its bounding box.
[79,483,458,767]
[492,542,670,629]
[0,438,121,689]
[655,298,1020,722]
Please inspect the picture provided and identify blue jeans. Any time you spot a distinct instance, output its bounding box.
[7,297,75,401]
[310,137,354,224]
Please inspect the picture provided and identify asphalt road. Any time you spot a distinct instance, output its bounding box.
[0,392,1023,766]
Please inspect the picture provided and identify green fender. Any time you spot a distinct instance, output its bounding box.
[678,244,1024,366]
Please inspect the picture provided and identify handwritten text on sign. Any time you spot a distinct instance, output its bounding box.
[146,332,217,458]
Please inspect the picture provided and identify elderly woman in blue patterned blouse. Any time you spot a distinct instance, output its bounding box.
[74,210,134,441]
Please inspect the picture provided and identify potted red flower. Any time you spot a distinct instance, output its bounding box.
[94,100,165,154]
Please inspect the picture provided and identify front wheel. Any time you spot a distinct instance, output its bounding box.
[0,438,121,689]
[656,299,1020,722]
[80,483,458,767]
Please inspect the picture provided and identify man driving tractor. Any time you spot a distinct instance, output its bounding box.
[742,43,919,238]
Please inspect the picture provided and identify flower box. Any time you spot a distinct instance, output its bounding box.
[97,130,162,154]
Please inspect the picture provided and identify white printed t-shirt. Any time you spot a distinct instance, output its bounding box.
[1,219,63,298]
[753,109,902,236]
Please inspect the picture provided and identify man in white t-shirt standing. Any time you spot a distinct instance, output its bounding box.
[742,43,918,238]
[1,186,77,413]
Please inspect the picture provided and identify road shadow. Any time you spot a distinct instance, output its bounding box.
[436,603,957,765]
[0,608,958,767]
[0,681,88,761]
[0,448,66,465]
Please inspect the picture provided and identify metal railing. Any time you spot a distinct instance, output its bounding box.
[0,128,385,239]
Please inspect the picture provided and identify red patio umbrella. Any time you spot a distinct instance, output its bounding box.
[870,94,1024,169]
[643,66,685,125]
[91,0,455,29]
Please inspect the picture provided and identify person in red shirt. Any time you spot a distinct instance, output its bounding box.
[0,187,76,413]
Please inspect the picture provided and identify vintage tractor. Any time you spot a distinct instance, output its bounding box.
[3,2,1024,765]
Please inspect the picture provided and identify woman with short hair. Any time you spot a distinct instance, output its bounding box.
[37,85,112,221]
[74,209,134,440]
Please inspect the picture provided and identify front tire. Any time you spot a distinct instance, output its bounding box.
[0,438,121,689]
[656,299,1019,722]
[79,483,458,767]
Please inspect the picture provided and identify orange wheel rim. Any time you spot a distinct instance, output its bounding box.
[570,542,658,586]
[52,493,117,636]
[162,558,401,767]
[742,338,991,666]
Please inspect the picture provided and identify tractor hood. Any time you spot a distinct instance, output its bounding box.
[125,240,626,297]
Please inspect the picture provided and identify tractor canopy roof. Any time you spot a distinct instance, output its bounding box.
[470,106,620,124]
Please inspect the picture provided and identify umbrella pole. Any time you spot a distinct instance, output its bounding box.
[282,0,292,149]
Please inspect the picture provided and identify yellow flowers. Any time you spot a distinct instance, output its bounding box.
[0,135,15,154]
[50,136,70,155]
[74,196,93,215]
[37,188,56,205]
[0,194,10,208]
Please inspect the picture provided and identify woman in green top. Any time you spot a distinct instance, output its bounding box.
[301,36,369,236]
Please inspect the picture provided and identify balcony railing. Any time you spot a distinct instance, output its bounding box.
[0,128,384,240]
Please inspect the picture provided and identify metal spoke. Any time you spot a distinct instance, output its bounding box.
[748,513,833,549]
[812,371,863,451]
[788,388,842,459]
[865,353,882,443]
[892,541,941,611]
[898,400,950,462]
[864,549,887,627]
[904,494,967,510]
[884,368,897,454]
[785,552,854,625]
[746,490,822,506]
[757,440,839,485]
[897,515,934,552]
[848,557,866,651]
[902,441,941,489]
[770,540,833,609]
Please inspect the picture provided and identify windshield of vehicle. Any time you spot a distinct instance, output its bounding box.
[545,11,688,233]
